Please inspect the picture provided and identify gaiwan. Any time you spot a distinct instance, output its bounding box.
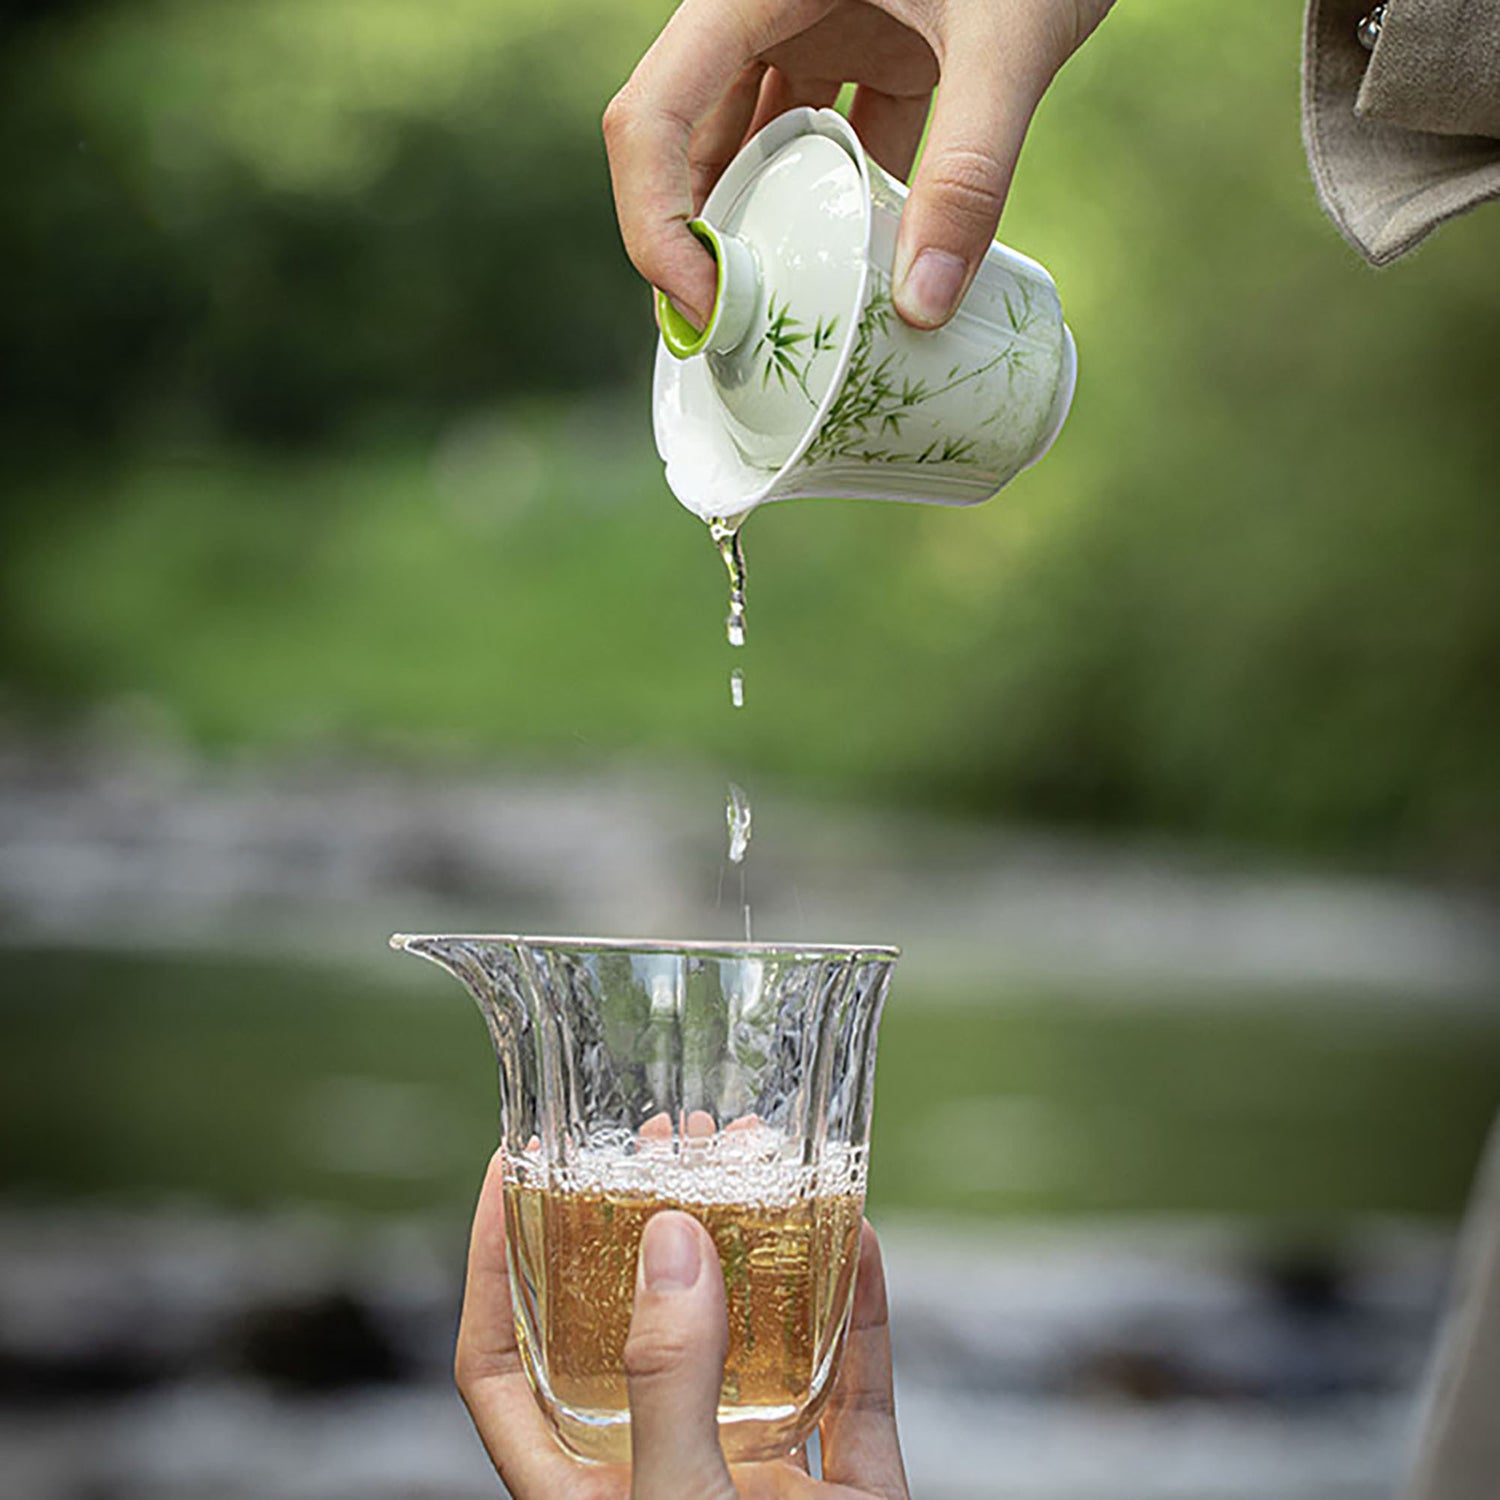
[653,106,1077,526]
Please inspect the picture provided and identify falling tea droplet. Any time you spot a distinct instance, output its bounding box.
[730,669,745,709]
[726,781,752,864]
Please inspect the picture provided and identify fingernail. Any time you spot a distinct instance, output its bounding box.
[896,248,966,327]
[641,1214,701,1292]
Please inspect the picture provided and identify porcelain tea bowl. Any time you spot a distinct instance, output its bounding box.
[653,107,1077,524]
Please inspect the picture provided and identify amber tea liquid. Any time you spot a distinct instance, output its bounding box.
[504,1153,864,1461]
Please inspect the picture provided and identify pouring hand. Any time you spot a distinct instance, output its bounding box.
[603,0,1116,332]
[456,1150,909,1499]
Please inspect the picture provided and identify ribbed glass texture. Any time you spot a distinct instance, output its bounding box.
[392,934,897,1464]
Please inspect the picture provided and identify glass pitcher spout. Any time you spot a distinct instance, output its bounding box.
[389,932,531,1042]
[390,932,542,1149]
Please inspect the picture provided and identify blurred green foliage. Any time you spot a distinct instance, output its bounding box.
[0,0,647,450]
[2,0,1498,869]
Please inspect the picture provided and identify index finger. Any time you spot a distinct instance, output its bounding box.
[455,1150,600,1497]
[455,1149,524,1383]
[603,0,833,322]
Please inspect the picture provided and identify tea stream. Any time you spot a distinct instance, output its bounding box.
[710,519,748,650]
[711,517,753,940]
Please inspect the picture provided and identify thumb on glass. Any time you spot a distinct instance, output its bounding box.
[625,1211,740,1500]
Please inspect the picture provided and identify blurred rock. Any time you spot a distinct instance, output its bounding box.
[229,1290,405,1392]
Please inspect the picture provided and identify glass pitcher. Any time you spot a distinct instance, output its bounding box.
[391,933,898,1465]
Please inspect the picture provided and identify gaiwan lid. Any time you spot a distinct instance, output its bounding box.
[653,111,874,521]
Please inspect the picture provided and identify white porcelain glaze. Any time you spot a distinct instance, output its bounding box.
[653,108,1077,524]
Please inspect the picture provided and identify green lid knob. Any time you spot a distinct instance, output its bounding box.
[658,218,758,361]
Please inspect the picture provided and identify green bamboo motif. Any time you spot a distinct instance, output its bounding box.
[802,282,1027,467]
[1002,280,1040,338]
[756,297,837,404]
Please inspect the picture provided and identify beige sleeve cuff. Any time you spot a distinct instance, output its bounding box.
[1402,1117,1500,1500]
[1302,0,1500,264]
